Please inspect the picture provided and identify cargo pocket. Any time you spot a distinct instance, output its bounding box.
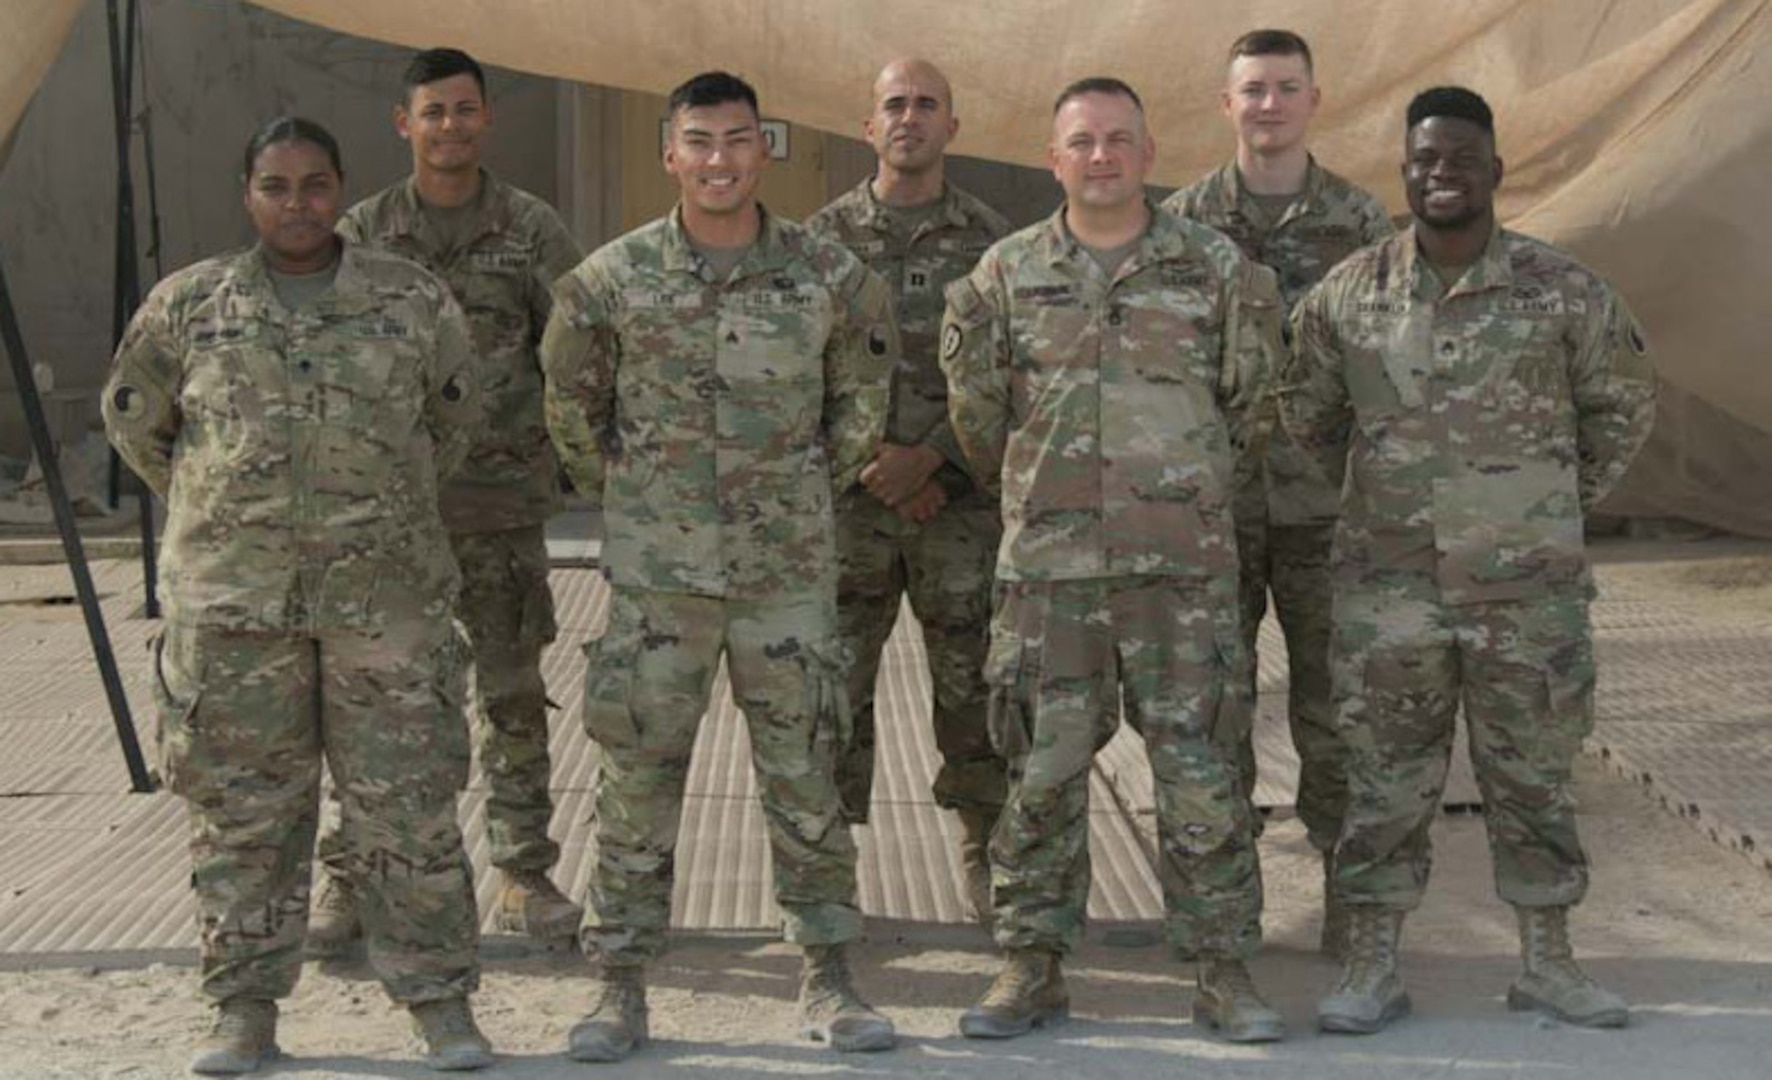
[433,623,474,788]
[983,631,1032,762]
[1534,640,1596,767]
[799,637,854,757]
[149,629,203,795]
[518,569,559,647]
[580,598,645,750]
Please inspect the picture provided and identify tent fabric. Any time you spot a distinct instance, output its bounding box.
[0,1,82,172]
[3,0,1767,533]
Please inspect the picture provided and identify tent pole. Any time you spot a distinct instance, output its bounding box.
[0,251,153,794]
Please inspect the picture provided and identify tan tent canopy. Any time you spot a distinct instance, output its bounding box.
[5,0,1768,533]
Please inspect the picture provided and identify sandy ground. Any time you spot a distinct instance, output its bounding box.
[2,753,1770,1080]
[3,536,1770,1078]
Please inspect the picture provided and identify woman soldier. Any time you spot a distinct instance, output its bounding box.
[103,116,491,1075]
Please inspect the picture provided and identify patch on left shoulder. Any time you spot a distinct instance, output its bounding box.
[868,325,891,358]
[941,323,963,361]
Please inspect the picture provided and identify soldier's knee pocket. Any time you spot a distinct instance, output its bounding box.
[798,637,854,754]
[983,634,1033,761]
[149,628,204,795]
[581,618,644,751]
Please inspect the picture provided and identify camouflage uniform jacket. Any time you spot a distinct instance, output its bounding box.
[805,179,1011,493]
[540,206,896,599]
[1164,158,1394,525]
[1283,224,1656,605]
[103,242,481,631]
[941,203,1283,583]
[337,170,581,533]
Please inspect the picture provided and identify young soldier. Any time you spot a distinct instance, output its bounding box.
[541,72,898,1060]
[805,58,1012,921]
[1284,86,1654,1033]
[942,78,1287,1043]
[311,47,586,951]
[1162,30,1393,956]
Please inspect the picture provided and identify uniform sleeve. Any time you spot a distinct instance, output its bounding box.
[526,207,587,341]
[428,289,482,479]
[1219,257,1283,493]
[938,257,1012,498]
[1278,279,1355,494]
[1571,286,1656,510]
[824,261,897,493]
[539,264,617,507]
[101,287,183,497]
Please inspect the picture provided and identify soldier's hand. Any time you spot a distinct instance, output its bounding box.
[861,442,944,507]
[893,480,948,524]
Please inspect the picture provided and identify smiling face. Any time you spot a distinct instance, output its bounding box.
[396,72,490,176]
[664,99,768,219]
[1049,90,1154,211]
[243,138,342,272]
[865,60,957,176]
[1403,115,1503,231]
[1222,51,1319,158]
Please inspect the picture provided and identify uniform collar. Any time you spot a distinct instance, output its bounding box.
[1399,220,1511,299]
[850,177,970,234]
[244,239,379,315]
[1226,155,1328,225]
[380,167,512,248]
[1039,199,1192,272]
[662,203,794,280]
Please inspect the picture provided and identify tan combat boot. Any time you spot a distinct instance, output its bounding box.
[1507,906,1628,1028]
[956,807,997,928]
[409,997,493,1071]
[1320,851,1349,959]
[1318,907,1411,1034]
[799,944,896,1052]
[566,964,649,1062]
[189,998,279,1076]
[492,868,583,942]
[958,948,1069,1039]
[1193,955,1285,1043]
[305,873,361,960]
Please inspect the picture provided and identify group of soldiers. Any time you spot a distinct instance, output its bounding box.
[101,26,1655,1077]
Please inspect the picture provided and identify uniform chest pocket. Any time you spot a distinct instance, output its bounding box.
[180,324,273,465]
[1120,290,1219,388]
[716,288,832,383]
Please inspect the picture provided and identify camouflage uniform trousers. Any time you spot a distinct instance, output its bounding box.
[985,575,1264,958]
[450,525,560,873]
[152,617,480,1005]
[578,585,863,965]
[834,488,1006,824]
[1331,572,1595,911]
[318,526,560,878]
[1226,507,1343,851]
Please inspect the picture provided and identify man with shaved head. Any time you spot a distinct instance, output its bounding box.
[941,77,1286,1043]
[806,58,1012,924]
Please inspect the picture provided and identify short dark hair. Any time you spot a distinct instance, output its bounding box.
[667,71,760,120]
[1228,29,1313,73]
[1052,77,1144,116]
[1406,86,1494,135]
[241,116,343,179]
[403,48,486,102]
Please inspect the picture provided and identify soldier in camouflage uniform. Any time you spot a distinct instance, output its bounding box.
[310,48,586,951]
[804,58,1012,922]
[539,73,898,1061]
[103,118,494,1075]
[1282,87,1655,1034]
[1161,29,1394,956]
[942,79,1287,1044]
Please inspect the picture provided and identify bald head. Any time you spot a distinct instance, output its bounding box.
[873,57,953,111]
[866,57,959,180]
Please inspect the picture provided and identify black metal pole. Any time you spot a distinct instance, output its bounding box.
[106,0,157,616]
[0,252,153,794]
